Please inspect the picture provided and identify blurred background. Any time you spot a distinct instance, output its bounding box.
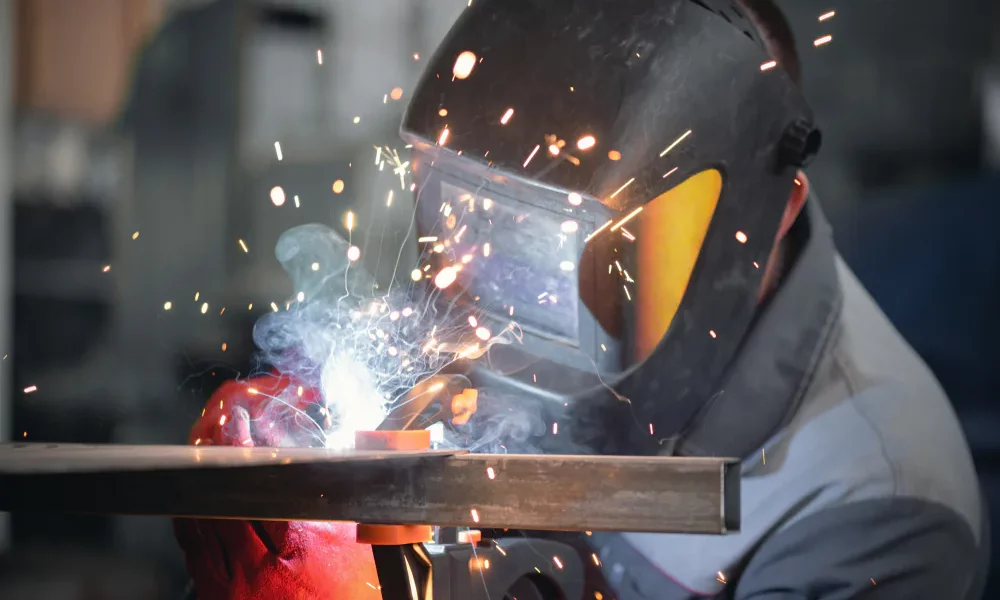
[0,0,996,598]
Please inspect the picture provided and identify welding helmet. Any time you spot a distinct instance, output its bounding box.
[401,0,820,455]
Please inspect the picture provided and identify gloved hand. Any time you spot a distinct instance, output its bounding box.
[173,374,381,600]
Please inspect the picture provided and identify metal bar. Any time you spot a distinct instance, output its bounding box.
[0,443,740,534]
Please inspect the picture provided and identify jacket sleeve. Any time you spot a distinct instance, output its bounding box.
[734,497,983,600]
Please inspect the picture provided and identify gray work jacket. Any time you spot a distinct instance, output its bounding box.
[589,198,988,599]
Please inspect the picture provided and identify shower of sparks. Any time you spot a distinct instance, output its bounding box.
[453,51,477,79]
[316,49,323,64]
[435,266,459,289]
[163,301,172,310]
[819,10,836,21]
[584,219,613,242]
[660,129,692,157]
[274,141,283,161]
[735,231,748,243]
[500,108,514,124]
[760,60,778,71]
[523,144,541,167]
[23,385,37,394]
[238,239,249,253]
[577,135,596,150]
[609,178,636,200]
[814,35,833,47]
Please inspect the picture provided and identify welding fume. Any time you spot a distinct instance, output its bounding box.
[172,0,987,598]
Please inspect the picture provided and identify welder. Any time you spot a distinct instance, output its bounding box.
[173,0,988,598]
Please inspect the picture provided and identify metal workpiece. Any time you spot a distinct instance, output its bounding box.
[0,443,740,534]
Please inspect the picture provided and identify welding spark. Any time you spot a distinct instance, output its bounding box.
[553,556,564,569]
[735,231,748,244]
[561,220,579,233]
[386,190,394,207]
[163,301,172,310]
[760,60,778,71]
[548,144,560,156]
[500,108,514,125]
[132,231,139,240]
[293,195,300,207]
[274,142,283,161]
[660,129,692,157]
[435,266,459,289]
[486,467,496,480]
[270,302,279,312]
[238,239,249,253]
[608,150,622,161]
[345,210,356,231]
[347,246,360,262]
[552,422,559,435]
[316,49,323,64]
[819,10,836,21]
[390,87,404,101]
[332,180,345,194]
[709,330,717,338]
[201,303,209,314]
[523,144,541,167]
[270,186,286,206]
[410,269,422,281]
[453,51,477,79]
[584,219,613,242]
[470,508,480,523]
[577,135,596,150]
[438,128,450,146]
[417,236,438,243]
[611,206,642,232]
[621,228,636,241]
[23,385,37,394]
[609,178,636,200]
[814,35,833,47]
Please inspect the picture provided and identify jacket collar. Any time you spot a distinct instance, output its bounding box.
[674,198,843,459]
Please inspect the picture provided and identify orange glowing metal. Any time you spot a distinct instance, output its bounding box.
[452,389,478,425]
[500,108,514,124]
[453,51,477,79]
[577,135,596,150]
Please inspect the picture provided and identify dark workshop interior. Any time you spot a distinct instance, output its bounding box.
[0,0,998,598]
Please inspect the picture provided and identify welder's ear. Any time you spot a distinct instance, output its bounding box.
[778,171,810,240]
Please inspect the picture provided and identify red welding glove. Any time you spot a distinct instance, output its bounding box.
[173,375,381,600]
